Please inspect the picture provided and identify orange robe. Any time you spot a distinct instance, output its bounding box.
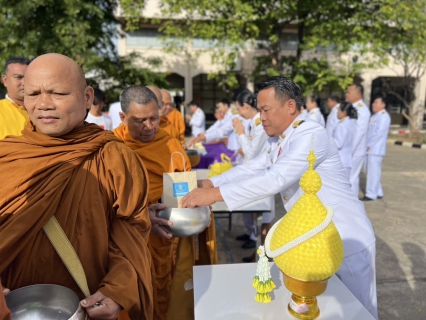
[159,116,180,142]
[166,108,186,142]
[0,122,153,320]
[114,125,189,320]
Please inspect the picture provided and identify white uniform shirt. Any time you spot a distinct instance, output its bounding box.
[211,116,375,257]
[326,105,339,136]
[300,108,308,120]
[332,117,355,168]
[352,100,371,157]
[205,109,244,151]
[85,112,113,130]
[108,102,123,129]
[307,107,325,127]
[237,113,269,162]
[206,119,223,133]
[189,107,206,137]
[367,110,391,156]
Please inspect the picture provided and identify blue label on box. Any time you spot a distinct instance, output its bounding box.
[173,182,189,197]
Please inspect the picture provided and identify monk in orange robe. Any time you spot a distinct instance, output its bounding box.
[147,85,181,141]
[0,54,155,320]
[161,89,186,143]
[114,86,217,320]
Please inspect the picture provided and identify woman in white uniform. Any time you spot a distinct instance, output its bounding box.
[306,95,325,126]
[332,101,358,179]
[232,90,275,262]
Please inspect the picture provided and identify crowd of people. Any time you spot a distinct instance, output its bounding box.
[0,53,391,320]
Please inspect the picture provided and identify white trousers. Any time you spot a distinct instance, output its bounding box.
[365,155,384,200]
[350,155,365,197]
[243,196,275,241]
[336,243,378,319]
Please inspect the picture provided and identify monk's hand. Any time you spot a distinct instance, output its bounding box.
[81,291,121,319]
[149,203,173,239]
[1,279,10,296]
[232,118,244,135]
[181,187,222,208]
[197,179,214,188]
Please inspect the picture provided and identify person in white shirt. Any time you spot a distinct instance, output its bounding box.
[306,95,325,127]
[332,102,358,179]
[85,88,112,130]
[326,96,340,136]
[108,101,122,129]
[345,84,371,197]
[185,100,205,137]
[232,90,275,260]
[181,76,378,319]
[362,95,391,201]
[206,107,224,133]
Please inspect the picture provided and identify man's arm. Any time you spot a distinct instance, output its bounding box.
[219,127,329,210]
[352,107,371,153]
[205,116,234,143]
[367,114,390,150]
[189,112,205,127]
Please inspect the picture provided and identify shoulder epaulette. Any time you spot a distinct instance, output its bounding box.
[255,118,261,126]
[292,120,305,128]
[358,103,363,107]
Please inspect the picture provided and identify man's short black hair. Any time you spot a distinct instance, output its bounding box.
[328,95,340,103]
[216,98,230,106]
[352,83,364,96]
[93,88,106,106]
[4,56,31,73]
[188,100,199,107]
[256,76,303,110]
[374,94,387,108]
[120,86,159,113]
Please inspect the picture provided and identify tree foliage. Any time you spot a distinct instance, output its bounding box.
[0,0,167,104]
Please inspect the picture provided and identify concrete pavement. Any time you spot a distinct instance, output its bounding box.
[214,144,426,319]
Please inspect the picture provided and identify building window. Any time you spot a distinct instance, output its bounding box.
[126,29,165,47]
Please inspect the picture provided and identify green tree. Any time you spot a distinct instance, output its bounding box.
[364,0,426,131]
[123,0,378,94]
[0,0,167,104]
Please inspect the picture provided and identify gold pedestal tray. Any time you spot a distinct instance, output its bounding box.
[283,273,329,320]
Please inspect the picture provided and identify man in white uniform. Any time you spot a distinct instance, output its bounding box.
[185,100,205,137]
[326,96,340,136]
[108,101,122,129]
[182,76,378,319]
[305,95,325,127]
[346,84,371,197]
[85,88,112,130]
[362,96,391,201]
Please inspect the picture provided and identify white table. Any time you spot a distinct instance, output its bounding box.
[193,263,375,320]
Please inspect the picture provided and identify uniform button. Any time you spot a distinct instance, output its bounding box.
[283,195,288,200]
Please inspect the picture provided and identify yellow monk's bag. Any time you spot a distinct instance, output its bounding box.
[208,153,234,178]
[163,152,197,208]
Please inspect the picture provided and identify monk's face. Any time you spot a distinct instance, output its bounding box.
[24,54,94,136]
[122,100,160,142]
[162,90,173,117]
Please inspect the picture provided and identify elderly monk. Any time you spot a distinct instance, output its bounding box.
[113,86,217,320]
[147,85,180,141]
[161,89,186,142]
[0,53,155,320]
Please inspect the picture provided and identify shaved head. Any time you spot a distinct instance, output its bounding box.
[24,53,94,136]
[147,85,163,111]
[161,89,173,117]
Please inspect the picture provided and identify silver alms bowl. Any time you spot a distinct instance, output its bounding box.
[5,284,85,320]
[158,206,211,237]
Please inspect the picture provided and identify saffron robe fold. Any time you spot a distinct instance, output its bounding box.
[166,108,186,142]
[0,122,153,320]
[114,125,190,319]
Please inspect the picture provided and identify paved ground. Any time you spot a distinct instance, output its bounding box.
[214,144,426,319]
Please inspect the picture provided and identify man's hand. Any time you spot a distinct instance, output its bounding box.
[81,291,121,320]
[181,187,223,208]
[188,134,206,147]
[366,147,370,152]
[197,179,214,188]
[185,114,192,121]
[149,203,173,239]
[232,118,245,135]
